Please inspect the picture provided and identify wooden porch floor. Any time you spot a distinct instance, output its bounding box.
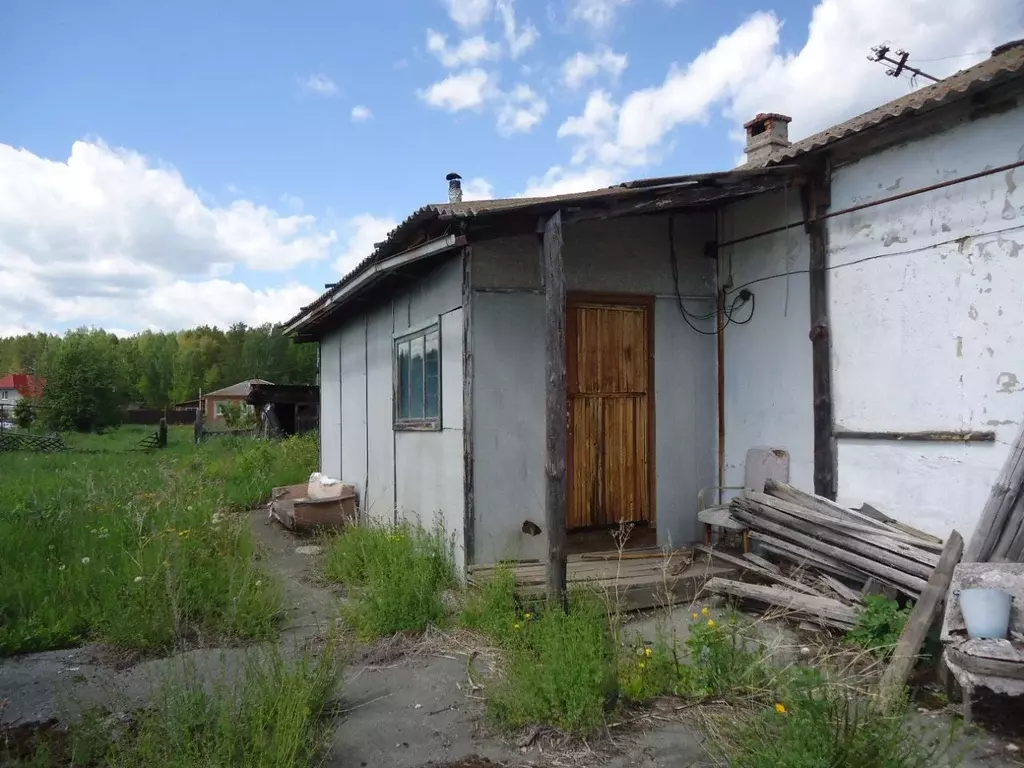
[467,549,735,612]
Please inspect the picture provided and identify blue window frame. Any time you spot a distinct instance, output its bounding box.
[394,324,441,430]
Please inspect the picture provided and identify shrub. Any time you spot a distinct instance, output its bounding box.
[846,595,913,658]
[325,520,455,638]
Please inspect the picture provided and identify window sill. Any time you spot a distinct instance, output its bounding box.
[393,420,442,432]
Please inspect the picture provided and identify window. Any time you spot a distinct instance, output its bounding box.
[394,324,441,429]
[0,390,7,401]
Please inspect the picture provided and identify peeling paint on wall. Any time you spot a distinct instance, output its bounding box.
[997,372,1020,393]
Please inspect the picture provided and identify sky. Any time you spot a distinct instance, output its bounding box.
[1,0,1022,337]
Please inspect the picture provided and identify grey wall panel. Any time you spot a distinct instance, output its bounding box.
[653,298,717,547]
[471,292,548,564]
[339,318,368,497]
[440,308,463,431]
[318,331,342,481]
[365,302,396,523]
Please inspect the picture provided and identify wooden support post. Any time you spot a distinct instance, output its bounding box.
[462,246,476,567]
[543,211,568,605]
[801,168,837,501]
[879,530,964,707]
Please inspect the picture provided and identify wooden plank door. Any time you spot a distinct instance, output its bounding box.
[567,295,654,531]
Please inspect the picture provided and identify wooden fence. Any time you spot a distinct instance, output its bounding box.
[0,432,68,453]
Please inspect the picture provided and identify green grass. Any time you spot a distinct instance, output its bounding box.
[720,681,957,768]
[0,427,318,655]
[4,641,339,768]
[324,519,456,639]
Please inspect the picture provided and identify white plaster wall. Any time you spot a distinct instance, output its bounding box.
[720,190,814,493]
[318,332,342,481]
[470,213,718,561]
[829,105,1024,540]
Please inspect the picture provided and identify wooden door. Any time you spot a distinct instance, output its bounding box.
[567,295,654,531]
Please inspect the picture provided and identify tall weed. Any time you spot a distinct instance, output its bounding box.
[325,519,455,638]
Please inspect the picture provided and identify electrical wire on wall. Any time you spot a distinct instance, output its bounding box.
[668,216,754,335]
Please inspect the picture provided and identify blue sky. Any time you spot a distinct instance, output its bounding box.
[0,0,1019,335]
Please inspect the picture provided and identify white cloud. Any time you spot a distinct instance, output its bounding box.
[444,0,493,28]
[569,0,632,29]
[522,165,619,197]
[558,89,617,141]
[426,29,503,68]
[562,49,628,89]
[0,140,345,332]
[724,0,1021,142]
[497,84,548,134]
[615,12,780,157]
[419,68,497,111]
[298,73,339,96]
[350,105,373,122]
[496,0,539,58]
[462,177,495,200]
[333,213,399,276]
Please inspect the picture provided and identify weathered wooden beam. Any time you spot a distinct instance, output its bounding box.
[801,165,836,500]
[462,246,476,567]
[731,502,927,595]
[751,532,864,580]
[817,573,863,604]
[879,531,964,707]
[834,429,996,443]
[694,544,824,596]
[705,577,857,628]
[543,211,568,604]
[766,480,943,549]
[966,417,1024,562]
[745,491,939,570]
[743,552,782,575]
[738,495,934,578]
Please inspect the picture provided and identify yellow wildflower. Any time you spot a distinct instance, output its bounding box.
[638,662,646,670]
[691,612,699,620]
[513,622,522,630]
[644,647,652,657]
[702,606,710,616]
[775,703,786,714]
[178,530,190,538]
[707,619,716,628]
[524,612,533,620]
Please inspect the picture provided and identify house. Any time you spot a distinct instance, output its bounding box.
[245,382,320,436]
[201,379,273,422]
[284,41,1024,572]
[0,373,45,414]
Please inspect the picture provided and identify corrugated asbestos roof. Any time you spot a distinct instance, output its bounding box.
[755,41,1024,167]
[287,166,797,330]
[205,378,274,398]
[286,41,1024,335]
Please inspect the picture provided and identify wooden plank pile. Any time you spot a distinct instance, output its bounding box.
[703,480,947,630]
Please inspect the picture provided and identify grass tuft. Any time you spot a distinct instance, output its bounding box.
[324,519,455,639]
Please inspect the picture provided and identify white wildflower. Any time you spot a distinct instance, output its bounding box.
[134,576,144,583]
[255,580,262,587]
[58,563,66,572]
[81,557,91,565]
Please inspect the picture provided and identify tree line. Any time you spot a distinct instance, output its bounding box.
[0,324,317,432]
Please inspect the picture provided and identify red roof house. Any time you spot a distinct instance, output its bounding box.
[0,374,46,407]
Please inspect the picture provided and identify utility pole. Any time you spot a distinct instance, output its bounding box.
[869,44,940,84]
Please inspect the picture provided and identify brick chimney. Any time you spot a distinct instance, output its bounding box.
[446,172,463,203]
[743,113,792,165]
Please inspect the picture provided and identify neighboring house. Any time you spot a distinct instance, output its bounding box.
[201,379,273,422]
[0,373,46,413]
[284,41,1024,572]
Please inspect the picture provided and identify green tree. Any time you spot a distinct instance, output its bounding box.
[12,398,37,430]
[41,330,125,432]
